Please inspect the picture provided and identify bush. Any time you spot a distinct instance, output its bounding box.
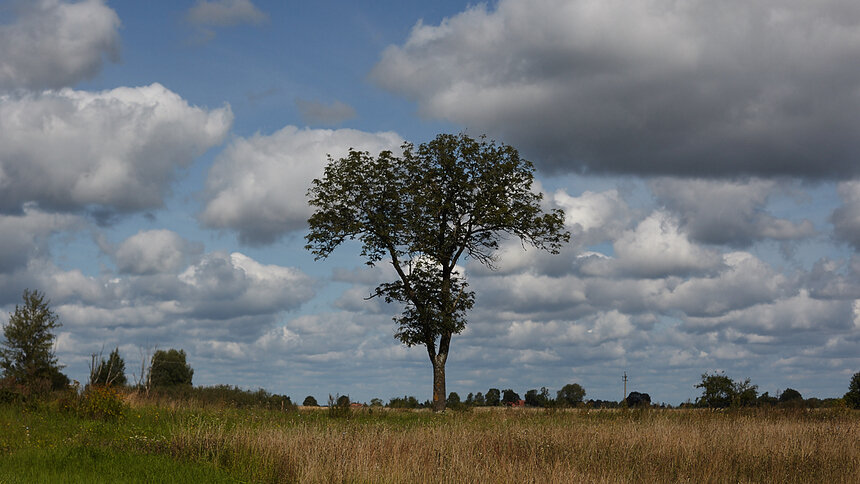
[328,394,351,418]
[303,395,319,406]
[78,385,126,420]
[143,385,295,411]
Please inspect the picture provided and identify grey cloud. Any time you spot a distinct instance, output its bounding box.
[372,0,860,178]
[187,0,268,27]
[200,126,402,245]
[0,0,120,91]
[0,84,232,215]
[831,181,860,250]
[296,99,357,126]
[652,178,815,246]
[0,206,82,272]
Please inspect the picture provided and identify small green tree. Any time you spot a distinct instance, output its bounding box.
[90,347,127,387]
[732,378,758,407]
[0,290,68,393]
[148,349,193,388]
[695,372,734,408]
[473,391,485,406]
[303,395,319,406]
[557,383,586,407]
[485,388,501,406]
[779,388,803,406]
[844,372,860,409]
[501,389,520,405]
[447,391,462,410]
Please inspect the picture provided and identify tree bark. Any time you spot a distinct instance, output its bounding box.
[431,352,447,412]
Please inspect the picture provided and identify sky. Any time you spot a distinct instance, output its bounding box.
[1,0,859,405]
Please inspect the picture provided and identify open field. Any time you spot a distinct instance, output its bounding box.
[1,400,858,483]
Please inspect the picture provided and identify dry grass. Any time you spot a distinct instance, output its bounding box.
[167,407,860,483]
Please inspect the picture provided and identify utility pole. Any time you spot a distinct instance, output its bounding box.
[622,372,628,405]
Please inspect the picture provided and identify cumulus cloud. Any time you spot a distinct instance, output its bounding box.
[113,229,203,275]
[610,211,723,278]
[831,181,860,250]
[187,0,268,27]
[0,0,120,91]
[0,83,232,215]
[0,205,82,272]
[200,126,402,245]
[372,0,860,178]
[295,99,357,126]
[652,178,815,246]
[553,188,633,245]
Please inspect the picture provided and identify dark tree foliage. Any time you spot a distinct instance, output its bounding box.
[501,389,520,405]
[473,391,485,406]
[91,347,127,387]
[779,388,803,405]
[845,372,860,409]
[485,388,501,406]
[388,395,421,409]
[695,372,734,408]
[303,395,319,406]
[525,387,552,407]
[307,133,569,411]
[626,391,651,408]
[148,349,193,388]
[0,289,68,393]
[557,383,586,407]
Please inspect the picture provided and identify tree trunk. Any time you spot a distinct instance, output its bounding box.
[431,352,447,412]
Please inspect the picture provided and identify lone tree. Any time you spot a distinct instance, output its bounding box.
[148,349,193,388]
[307,133,569,411]
[0,289,68,393]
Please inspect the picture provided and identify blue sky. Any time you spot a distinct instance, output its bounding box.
[2,0,860,405]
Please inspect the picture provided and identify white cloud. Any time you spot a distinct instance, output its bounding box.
[114,229,203,275]
[611,211,723,278]
[200,126,402,244]
[187,0,268,27]
[0,0,120,91]
[372,0,860,178]
[553,189,632,245]
[0,83,232,214]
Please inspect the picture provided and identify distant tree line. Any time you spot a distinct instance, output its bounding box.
[2,290,860,412]
[691,372,851,409]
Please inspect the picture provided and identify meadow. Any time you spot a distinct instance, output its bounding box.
[1,396,858,483]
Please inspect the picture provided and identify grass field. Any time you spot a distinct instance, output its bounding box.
[1,399,858,483]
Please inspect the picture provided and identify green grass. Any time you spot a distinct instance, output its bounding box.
[0,404,242,483]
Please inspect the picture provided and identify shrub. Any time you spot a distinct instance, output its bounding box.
[78,385,126,420]
[328,394,351,418]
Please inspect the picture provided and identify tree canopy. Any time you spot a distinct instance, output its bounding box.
[306,133,569,411]
[148,349,193,388]
[557,383,587,407]
[0,289,68,393]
